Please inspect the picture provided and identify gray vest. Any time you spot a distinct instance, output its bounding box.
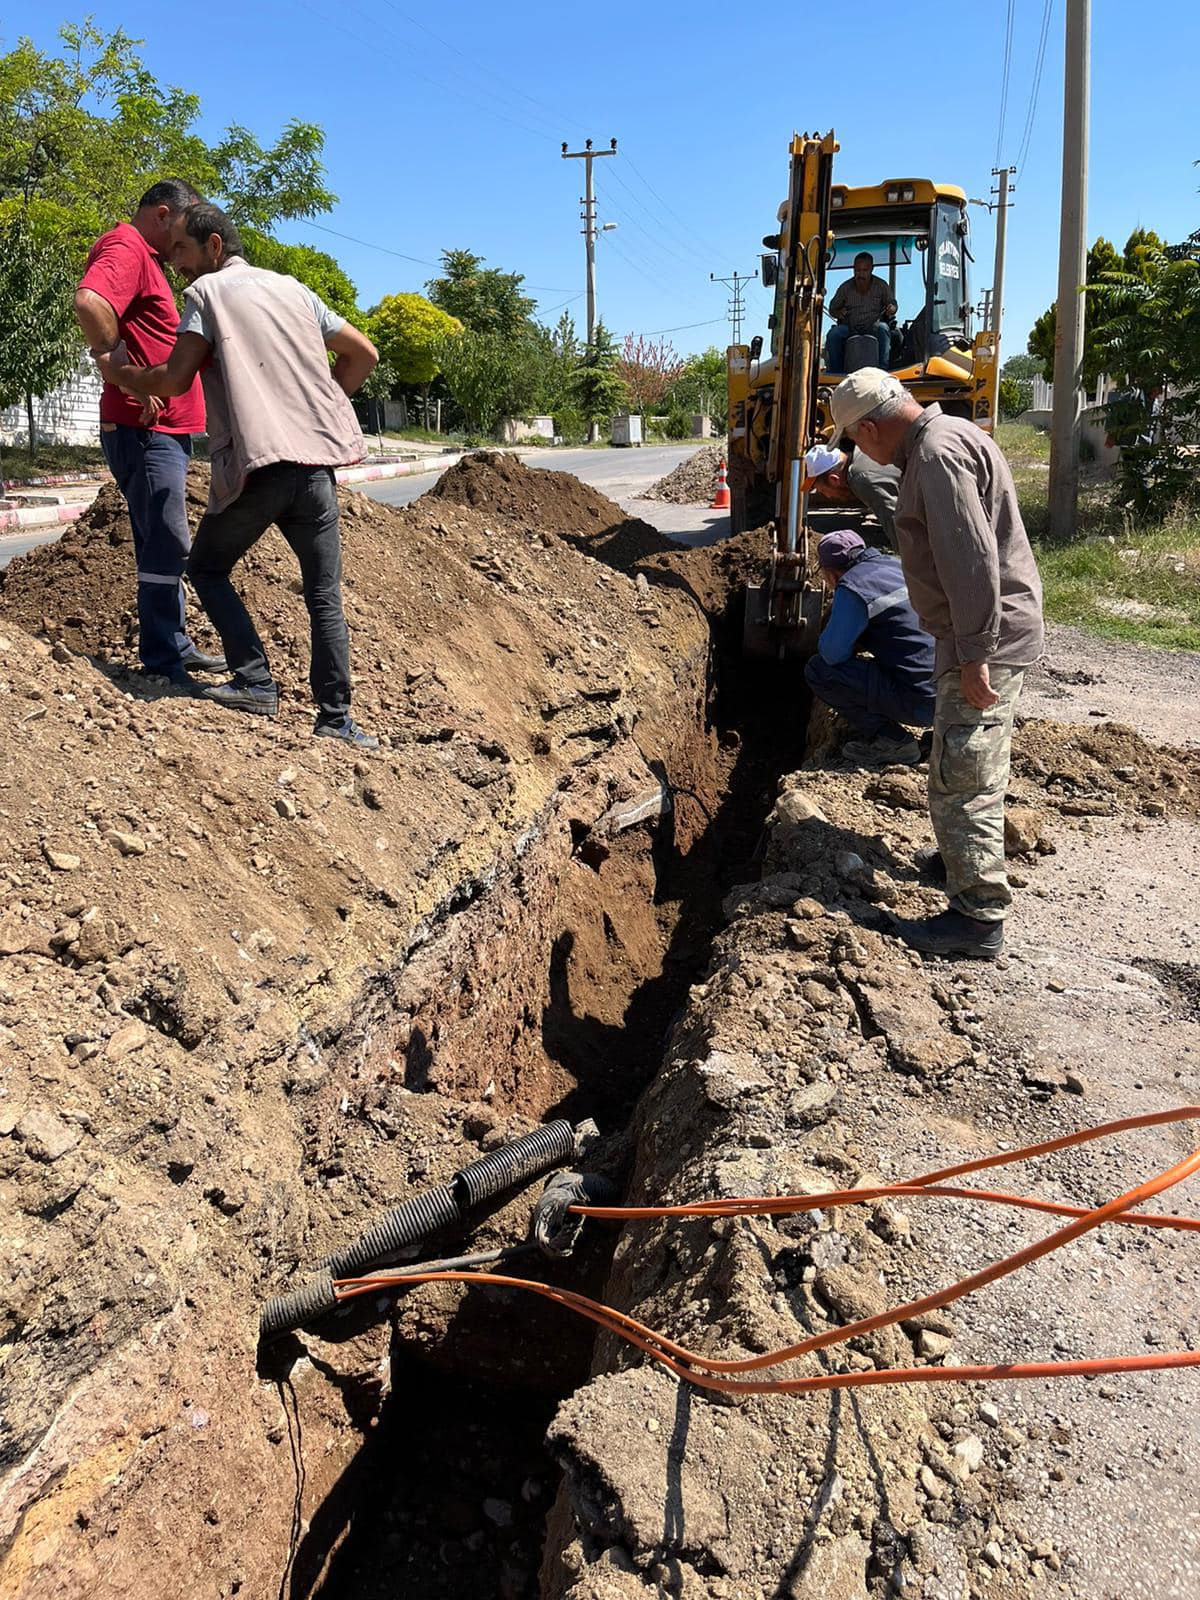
[185,259,364,512]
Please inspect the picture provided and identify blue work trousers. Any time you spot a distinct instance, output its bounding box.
[100,425,195,673]
[805,654,935,740]
[825,321,892,373]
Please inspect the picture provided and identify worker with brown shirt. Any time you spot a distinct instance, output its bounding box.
[831,368,1044,960]
[98,203,380,749]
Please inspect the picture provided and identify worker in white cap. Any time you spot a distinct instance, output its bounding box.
[829,368,1044,961]
[802,441,901,543]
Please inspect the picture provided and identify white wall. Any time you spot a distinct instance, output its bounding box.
[0,358,102,448]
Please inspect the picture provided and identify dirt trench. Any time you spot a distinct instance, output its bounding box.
[0,454,809,1600]
[4,453,1196,1600]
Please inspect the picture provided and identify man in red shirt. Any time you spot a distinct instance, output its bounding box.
[74,178,224,684]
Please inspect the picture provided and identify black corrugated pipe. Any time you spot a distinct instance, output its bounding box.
[259,1120,581,1343]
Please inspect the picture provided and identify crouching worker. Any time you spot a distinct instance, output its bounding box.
[804,529,935,768]
[97,202,380,749]
[804,441,901,545]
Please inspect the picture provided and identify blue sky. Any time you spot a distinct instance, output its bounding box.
[8,1,1197,360]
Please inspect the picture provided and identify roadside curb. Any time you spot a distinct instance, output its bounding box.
[336,454,460,486]
[0,453,462,533]
[0,504,88,532]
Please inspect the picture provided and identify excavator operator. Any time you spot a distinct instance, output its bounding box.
[825,252,897,373]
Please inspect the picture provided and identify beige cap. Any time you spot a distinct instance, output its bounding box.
[830,367,906,433]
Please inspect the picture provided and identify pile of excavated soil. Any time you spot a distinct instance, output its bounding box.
[0,460,724,1599]
[430,450,678,570]
[1012,717,1199,818]
[641,443,724,505]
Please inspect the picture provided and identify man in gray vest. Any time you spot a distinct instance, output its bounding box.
[831,368,1044,961]
[805,529,936,767]
[97,202,380,748]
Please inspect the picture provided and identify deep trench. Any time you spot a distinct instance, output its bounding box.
[288,598,812,1600]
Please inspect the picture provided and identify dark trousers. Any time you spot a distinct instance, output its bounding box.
[187,463,351,721]
[100,425,194,673]
[805,654,935,740]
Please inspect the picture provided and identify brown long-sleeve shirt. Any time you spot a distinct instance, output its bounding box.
[893,406,1044,679]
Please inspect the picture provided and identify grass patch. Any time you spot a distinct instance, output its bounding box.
[997,421,1200,651]
[2,442,108,481]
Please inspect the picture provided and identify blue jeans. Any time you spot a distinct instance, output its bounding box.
[187,463,351,721]
[825,322,892,373]
[805,654,935,740]
[100,426,195,673]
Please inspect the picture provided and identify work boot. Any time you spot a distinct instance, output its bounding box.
[313,715,379,750]
[889,909,1004,961]
[200,678,279,718]
[842,731,922,768]
[913,846,947,883]
[179,647,228,674]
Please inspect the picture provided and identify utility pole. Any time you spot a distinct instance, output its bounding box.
[710,269,759,345]
[990,166,1015,345]
[1048,0,1090,540]
[561,138,617,349]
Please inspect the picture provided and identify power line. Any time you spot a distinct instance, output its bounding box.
[995,0,1016,166]
[709,268,758,345]
[296,219,440,267]
[622,152,742,266]
[1015,0,1056,173]
[593,183,703,272]
[643,317,726,336]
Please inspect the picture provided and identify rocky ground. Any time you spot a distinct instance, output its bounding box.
[2,450,1198,1600]
[546,668,1200,1600]
[641,447,725,507]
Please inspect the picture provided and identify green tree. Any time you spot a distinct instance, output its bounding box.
[426,249,536,337]
[0,22,336,263]
[436,329,543,436]
[370,293,462,384]
[1089,244,1200,516]
[0,210,82,461]
[242,231,359,320]
[1027,236,1122,389]
[998,351,1038,417]
[570,321,627,437]
[665,345,727,427]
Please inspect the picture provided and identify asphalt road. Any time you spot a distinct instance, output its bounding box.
[0,443,718,571]
[359,442,700,511]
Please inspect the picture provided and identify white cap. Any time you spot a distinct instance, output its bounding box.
[830,367,906,433]
[802,443,843,481]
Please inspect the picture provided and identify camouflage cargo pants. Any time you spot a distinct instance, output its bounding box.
[928,665,1025,923]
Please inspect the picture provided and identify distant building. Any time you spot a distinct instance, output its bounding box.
[0,358,102,449]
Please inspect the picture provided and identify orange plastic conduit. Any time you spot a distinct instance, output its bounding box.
[333,1107,1200,1395]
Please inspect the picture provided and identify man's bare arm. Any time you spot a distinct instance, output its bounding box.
[74,287,121,354]
[96,333,210,397]
[327,323,378,396]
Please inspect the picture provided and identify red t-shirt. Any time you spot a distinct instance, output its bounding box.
[79,222,205,433]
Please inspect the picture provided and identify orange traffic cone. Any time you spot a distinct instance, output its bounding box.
[711,459,731,510]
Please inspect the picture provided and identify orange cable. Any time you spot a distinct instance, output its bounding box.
[332,1108,1200,1396]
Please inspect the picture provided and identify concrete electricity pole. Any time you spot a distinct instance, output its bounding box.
[990,166,1015,348]
[561,138,617,349]
[1048,0,1091,540]
[710,269,759,345]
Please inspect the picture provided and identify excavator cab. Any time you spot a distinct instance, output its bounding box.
[728,137,999,659]
[821,181,979,401]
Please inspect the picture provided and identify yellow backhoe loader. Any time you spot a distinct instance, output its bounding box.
[728,131,999,658]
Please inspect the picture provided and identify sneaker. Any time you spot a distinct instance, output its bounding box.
[200,678,279,717]
[842,732,922,768]
[313,716,379,750]
[179,648,228,674]
[889,909,1004,960]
